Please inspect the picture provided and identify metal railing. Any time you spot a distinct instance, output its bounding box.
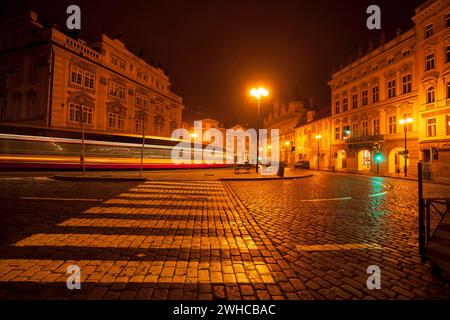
[418,161,450,261]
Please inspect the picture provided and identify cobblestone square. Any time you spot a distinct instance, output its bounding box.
[0,171,449,299]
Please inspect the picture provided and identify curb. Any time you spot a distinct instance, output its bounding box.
[219,174,313,181]
[53,175,148,182]
[312,170,450,186]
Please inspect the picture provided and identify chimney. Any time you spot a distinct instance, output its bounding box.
[306,111,316,123]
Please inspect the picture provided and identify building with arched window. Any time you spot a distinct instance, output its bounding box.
[0,11,184,138]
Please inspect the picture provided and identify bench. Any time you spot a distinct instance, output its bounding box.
[235,164,251,174]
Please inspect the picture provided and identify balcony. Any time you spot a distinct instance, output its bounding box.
[345,134,384,144]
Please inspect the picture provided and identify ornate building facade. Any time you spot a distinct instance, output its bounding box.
[413,0,450,178]
[294,108,331,169]
[0,12,184,137]
[263,99,313,165]
[328,0,449,178]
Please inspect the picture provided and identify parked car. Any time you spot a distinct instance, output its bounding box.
[294,160,310,169]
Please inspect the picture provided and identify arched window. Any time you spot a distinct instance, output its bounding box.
[426,86,435,103]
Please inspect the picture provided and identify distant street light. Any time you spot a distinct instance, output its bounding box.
[399,117,413,177]
[250,86,269,173]
[315,134,322,170]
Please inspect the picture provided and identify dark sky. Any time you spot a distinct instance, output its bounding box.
[1,0,423,127]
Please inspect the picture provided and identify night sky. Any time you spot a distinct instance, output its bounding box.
[1,0,423,127]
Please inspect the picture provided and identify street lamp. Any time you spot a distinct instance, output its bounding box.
[399,117,413,177]
[315,135,322,170]
[250,86,269,173]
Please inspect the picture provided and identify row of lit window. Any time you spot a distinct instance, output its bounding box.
[110,54,166,90]
[67,103,169,134]
[334,113,413,140]
[335,74,412,114]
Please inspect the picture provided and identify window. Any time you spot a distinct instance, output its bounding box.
[68,104,93,125]
[402,49,411,57]
[70,66,95,89]
[372,86,379,103]
[447,82,450,99]
[84,70,95,89]
[373,119,380,135]
[108,113,116,128]
[335,127,340,140]
[335,100,340,114]
[342,97,348,112]
[352,123,358,137]
[0,66,6,83]
[447,115,450,136]
[402,74,412,94]
[29,61,38,79]
[111,54,126,69]
[387,80,396,98]
[14,64,23,81]
[446,46,450,63]
[107,112,125,129]
[389,116,397,134]
[352,94,358,109]
[425,54,435,71]
[427,86,435,103]
[109,81,126,100]
[135,119,144,133]
[70,66,83,85]
[362,90,368,106]
[425,24,433,38]
[135,92,144,107]
[387,57,394,64]
[447,14,450,28]
[362,121,368,136]
[426,118,436,137]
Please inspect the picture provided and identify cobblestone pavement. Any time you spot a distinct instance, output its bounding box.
[0,172,449,299]
[227,172,450,299]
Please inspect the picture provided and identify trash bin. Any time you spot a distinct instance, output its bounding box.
[277,164,285,177]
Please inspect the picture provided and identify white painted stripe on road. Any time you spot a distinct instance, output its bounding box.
[57,218,227,228]
[13,233,259,250]
[296,197,352,202]
[296,243,383,251]
[0,259,275,284]
[21,197,104,202]
[83,206,217,215]
[368,191,388,197]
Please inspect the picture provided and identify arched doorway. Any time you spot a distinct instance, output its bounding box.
[336,150,347,169]
[358,149,371,172]
[389,147,408,175]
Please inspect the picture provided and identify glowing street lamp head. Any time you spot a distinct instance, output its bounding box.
[315,135,322,140]
[399,117,413,125]
[190,133,198,138]
[250,87,269,100]
[284,141,290,146]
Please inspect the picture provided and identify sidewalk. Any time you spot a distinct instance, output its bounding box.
[53,167,313,182]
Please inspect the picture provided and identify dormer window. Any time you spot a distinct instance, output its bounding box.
[425,24,433,39]
[387,57,394,64]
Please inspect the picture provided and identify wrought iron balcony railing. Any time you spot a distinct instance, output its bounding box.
[344,134,384,144]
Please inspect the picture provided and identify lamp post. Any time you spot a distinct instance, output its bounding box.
[79,105,86,176]
[250,87,269,173]
[399,117,413,177]
[315,135,322,170]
